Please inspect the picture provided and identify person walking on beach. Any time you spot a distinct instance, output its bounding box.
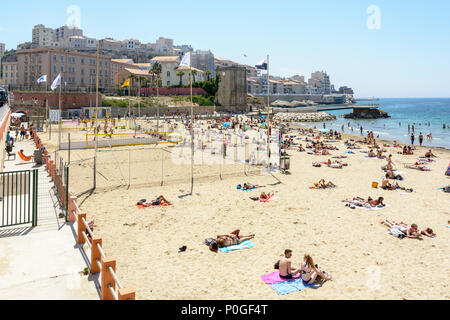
[419,133,423,146]
[410,132,415,146]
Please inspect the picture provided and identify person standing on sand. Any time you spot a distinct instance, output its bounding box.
[411,132,415,146]
[279,249,301,280]
[419,133,423,146]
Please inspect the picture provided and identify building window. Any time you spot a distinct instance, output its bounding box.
[53,55,57,61]
[167,71,170,77]
[60,55,64,62]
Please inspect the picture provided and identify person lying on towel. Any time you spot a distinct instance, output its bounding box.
[259,192,274,200]
[312,179,336,189]
[216,230,255,248]
[18,150,33,162]
[137,195,171,207]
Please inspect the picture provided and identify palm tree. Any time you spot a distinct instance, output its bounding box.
[151,62,162,96]
[205,70,211,81]
[191,69,197,83]
[176,71,185,86]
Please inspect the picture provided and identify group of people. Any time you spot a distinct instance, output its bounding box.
[381,219,435,239]
[278,250,332,284]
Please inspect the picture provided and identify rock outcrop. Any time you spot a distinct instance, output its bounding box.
[274,112,336,122]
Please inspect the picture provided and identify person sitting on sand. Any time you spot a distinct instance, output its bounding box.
[313,179,336,189]
[216,230,255,248]
[368,149,376,157]
[298,144,305,152]
[279,249,301,280]
[300,254,332,285]
[425,150,436,158]
[402,146,408,155]
[376,149,385,159]
[321,149,330,155]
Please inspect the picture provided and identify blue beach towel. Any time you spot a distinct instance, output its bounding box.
[269,279,315,295]
[219,240,255,253]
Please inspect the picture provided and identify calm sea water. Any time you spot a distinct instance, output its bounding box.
[296,98,450,149]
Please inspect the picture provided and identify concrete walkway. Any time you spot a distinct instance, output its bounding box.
[0,134,100,299]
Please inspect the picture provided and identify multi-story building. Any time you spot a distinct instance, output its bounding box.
[1,61,18,87]
[338,86,354,94]
[173,45,193,58]
[283,81,306,94]
[247,78,262,95]
[60,36,97,51]
[123,39,141,51]
[308,71,331,94]
[99,38,124,51]
[214,57,240,69]
[0,43,5,59]
[32,24,58,48]
[150,56,180,87]
[16,48,112,90]
[55,25,83,42]
[191,50,215,77]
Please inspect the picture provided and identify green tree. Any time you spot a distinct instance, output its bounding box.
[191,69,197,83]
[176,71,185,86]
[205,70,211,81]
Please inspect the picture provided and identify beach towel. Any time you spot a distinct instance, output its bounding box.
[18,152,32,162]
[261,271,301,285]
[388,226,406,239]
[269,279,316,295]
[343,202,391,211]
[135,203,169,209]
[259,195,279,203]
[218,240,255,253]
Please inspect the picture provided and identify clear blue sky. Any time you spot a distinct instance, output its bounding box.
[1,0,449,98]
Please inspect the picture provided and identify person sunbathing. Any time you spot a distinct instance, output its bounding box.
[381,221,421,239]
[366,197,385,207]
[381,176,399,190]
[259,192,274,200]
[300,254,332,285]
[137,196,171,207]
[420,228,436,238]
[216,230,255,247]
[386,169,403,180]
[425,150,436,158]
[368,149,376,157]
[298,144,305,152]
[327,159,347,168]
[402,146,408,155]
[406,163,429,171]
[313,179,336,189]
[321,149,330,155]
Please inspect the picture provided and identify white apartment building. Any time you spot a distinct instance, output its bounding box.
[99,38,124,51]
[283,81,306,94]
[124,39,141,50]
[32,24,58,48]
[60,36,97,50]
[55,25,83,42]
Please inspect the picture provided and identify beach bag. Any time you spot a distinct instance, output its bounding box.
[274,260,280,270]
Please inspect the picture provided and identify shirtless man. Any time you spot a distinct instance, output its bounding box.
[425,150,436,158]
[368,149,376,157]
[279,249,301,280]
[381,175,399,190]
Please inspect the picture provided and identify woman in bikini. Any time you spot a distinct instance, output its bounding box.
[216,230,255,248]
[300,254,332,285]
[259,192,274,200]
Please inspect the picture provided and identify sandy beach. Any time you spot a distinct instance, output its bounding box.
[38,120,450,300]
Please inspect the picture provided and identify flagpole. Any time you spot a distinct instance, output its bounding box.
[58,76,62,150]
[189,53,194,195]
[94,43,99,190]
[266,54,271,165]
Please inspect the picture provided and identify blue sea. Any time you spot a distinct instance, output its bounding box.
[297,98,450,149]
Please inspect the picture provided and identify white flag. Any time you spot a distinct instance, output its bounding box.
[179,52,191,67]
[51,73,61,91]
[37,75,47,84]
